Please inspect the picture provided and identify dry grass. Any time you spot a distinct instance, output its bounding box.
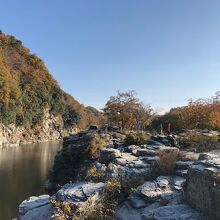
[178,151,198,161]
[88,135,105,159]
[178,133,219,152]
[77,193,104,220]
[86,166,105,182]
[158,148,179,175]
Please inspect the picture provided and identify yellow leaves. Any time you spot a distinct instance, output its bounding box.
[209,105,220,129]
[105,179,121,199]
[157,96,220,131]
[86,166,104,181]
[63,203,72,215]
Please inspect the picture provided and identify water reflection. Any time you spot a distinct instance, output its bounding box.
[0,141,62,220]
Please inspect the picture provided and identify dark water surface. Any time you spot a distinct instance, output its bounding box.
[0,141,62,220]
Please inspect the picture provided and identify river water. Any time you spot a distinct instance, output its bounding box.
[0,141,62,220]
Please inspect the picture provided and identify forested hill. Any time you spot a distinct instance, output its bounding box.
[0,31,100,129]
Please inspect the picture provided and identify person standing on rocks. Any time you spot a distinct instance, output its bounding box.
[168,133,178,147]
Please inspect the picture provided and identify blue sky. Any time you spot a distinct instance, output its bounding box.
[1,0,220,112]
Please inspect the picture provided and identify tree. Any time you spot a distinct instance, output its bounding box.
[151,92,220,131]
[103,90,152,130]
[62,105,80,128]
[132,102,153,130]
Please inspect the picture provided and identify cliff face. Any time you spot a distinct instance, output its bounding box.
[0,109,78,147]
[0,31,101,146]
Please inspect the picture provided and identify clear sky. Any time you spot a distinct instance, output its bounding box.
[1,0,220,112]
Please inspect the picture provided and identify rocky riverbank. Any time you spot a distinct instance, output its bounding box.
[0,111,78,147]
[15,127,220,219]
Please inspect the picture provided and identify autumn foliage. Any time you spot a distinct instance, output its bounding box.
[0,31,100,128]
[152,93,220,131]
[103,90,153,131]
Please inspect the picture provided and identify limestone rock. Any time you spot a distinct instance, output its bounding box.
[176,161,194,170]
[153,204,204,220]
[19,204,54,220]
[185,153,220,219]
[136,149,157,157]
[116,176,204,220]
[18,195,54,220]
[99,148,121,164]
[52,182,105,208]
[19,195,50,215]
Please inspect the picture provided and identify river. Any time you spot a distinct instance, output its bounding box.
[0,141,62,220]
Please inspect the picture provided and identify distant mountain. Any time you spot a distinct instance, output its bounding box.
[86,106,102,117]
[0,31,101,132]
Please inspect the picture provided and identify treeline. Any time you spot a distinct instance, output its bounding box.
[104,90,220,132]
[0,31,101,128]
[152,92,220,131]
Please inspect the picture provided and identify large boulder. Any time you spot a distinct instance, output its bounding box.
[116,176,204,220]
[19,204,54,220]
[175,160,195,178]
[99,148,121,164]
[18,195,54,220]
[51,181,105,209]
[185,153,220,219]
[19,195,50,216]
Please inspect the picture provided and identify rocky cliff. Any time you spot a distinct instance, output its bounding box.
[0,109,78,147]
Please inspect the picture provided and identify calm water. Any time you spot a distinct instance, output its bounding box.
[0,141,62,220]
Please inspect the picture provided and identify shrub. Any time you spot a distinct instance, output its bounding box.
[158,148,179,175]
[50,200,74,219]
[62,105,80,128]
[178,133,219,152]
[124,132,149,146]
[86,166,105,182]
[87,135,105,159]
[102,179,121,218]
[77,194,104,220]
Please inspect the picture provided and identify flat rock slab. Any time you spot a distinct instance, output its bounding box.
[138,181,163,201]
[153,204,204,220]
[116,202,204,220]
[100,148,121,164]
[175,169,188,178]
[19,195,50,215]
[126,145,142,155]
[136,149,157,157]
[173,176,186,188]
[19,204,54,220]
[120,166,152,189]
[53,182,105,207]
[176,161,194,170]
[156,176,170,188]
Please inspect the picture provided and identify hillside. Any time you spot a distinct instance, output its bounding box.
[0,31,101,144]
